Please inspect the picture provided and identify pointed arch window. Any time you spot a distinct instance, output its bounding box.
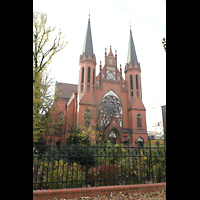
[81,67,84,83]
[93,69,95,84]
[87,67,91,83]
[130,75,133,97]
[136,75,139,89]
[130,75,133,90]
[137,114,142,128]
[100,94,123,128]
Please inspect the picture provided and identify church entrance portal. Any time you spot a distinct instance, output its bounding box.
[108,131,116,144]
[106,127,121,144]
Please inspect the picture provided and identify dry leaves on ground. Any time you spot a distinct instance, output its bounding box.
[54,189,166,200]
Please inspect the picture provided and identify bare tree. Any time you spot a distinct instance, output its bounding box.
[33,11,67,143]
[33,11,67,77]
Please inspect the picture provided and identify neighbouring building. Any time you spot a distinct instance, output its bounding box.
[45,17,148,146]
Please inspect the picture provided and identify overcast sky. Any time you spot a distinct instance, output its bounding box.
[33,0,166,132]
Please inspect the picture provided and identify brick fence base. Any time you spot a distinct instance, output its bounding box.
[33,183,166,200]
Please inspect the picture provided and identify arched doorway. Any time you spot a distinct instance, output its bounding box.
[137,136,144,147]
[108,131,116,144]
[105,127,121,144]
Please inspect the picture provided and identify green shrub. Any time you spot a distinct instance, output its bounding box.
[116,147,166,184]
[35,160,85,189]
[66,130,88,145]
[94,140,123,166]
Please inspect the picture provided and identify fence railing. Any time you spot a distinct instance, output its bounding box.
[33,142,166,190]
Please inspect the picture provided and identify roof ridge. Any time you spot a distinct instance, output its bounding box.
[56,82,78,99]
[57,81,78,86]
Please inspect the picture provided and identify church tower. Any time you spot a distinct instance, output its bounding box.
[77,16,97,125]
[125,27,148,145]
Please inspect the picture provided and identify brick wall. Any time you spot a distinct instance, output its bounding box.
[33,183,166,200]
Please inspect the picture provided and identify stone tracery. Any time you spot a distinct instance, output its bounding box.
[100,95,123,127]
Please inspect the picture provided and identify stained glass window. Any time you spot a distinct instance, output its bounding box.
[100,95,123,127]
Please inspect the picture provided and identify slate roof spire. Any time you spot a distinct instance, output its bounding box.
[127,28,139,67]
[82,17,94,59]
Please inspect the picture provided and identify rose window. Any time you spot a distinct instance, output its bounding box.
[101,96,121,115]
[100,95,123,127]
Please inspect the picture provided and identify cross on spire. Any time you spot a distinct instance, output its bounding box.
[128,19,132,28]
[88,8,91,18]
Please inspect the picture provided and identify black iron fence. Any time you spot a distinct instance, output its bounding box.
[33,141,166,190]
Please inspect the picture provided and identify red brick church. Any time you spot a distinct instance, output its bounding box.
[45,17,148,146]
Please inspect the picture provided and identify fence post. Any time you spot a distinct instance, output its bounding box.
[85,136,90,188]
[149,138,153,183]
[149,139,154,183]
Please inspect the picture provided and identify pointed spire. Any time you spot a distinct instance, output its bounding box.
[82,17,94,59]
[127,28,138,67]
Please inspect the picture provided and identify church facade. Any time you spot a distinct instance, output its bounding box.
[46,17,148,146]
